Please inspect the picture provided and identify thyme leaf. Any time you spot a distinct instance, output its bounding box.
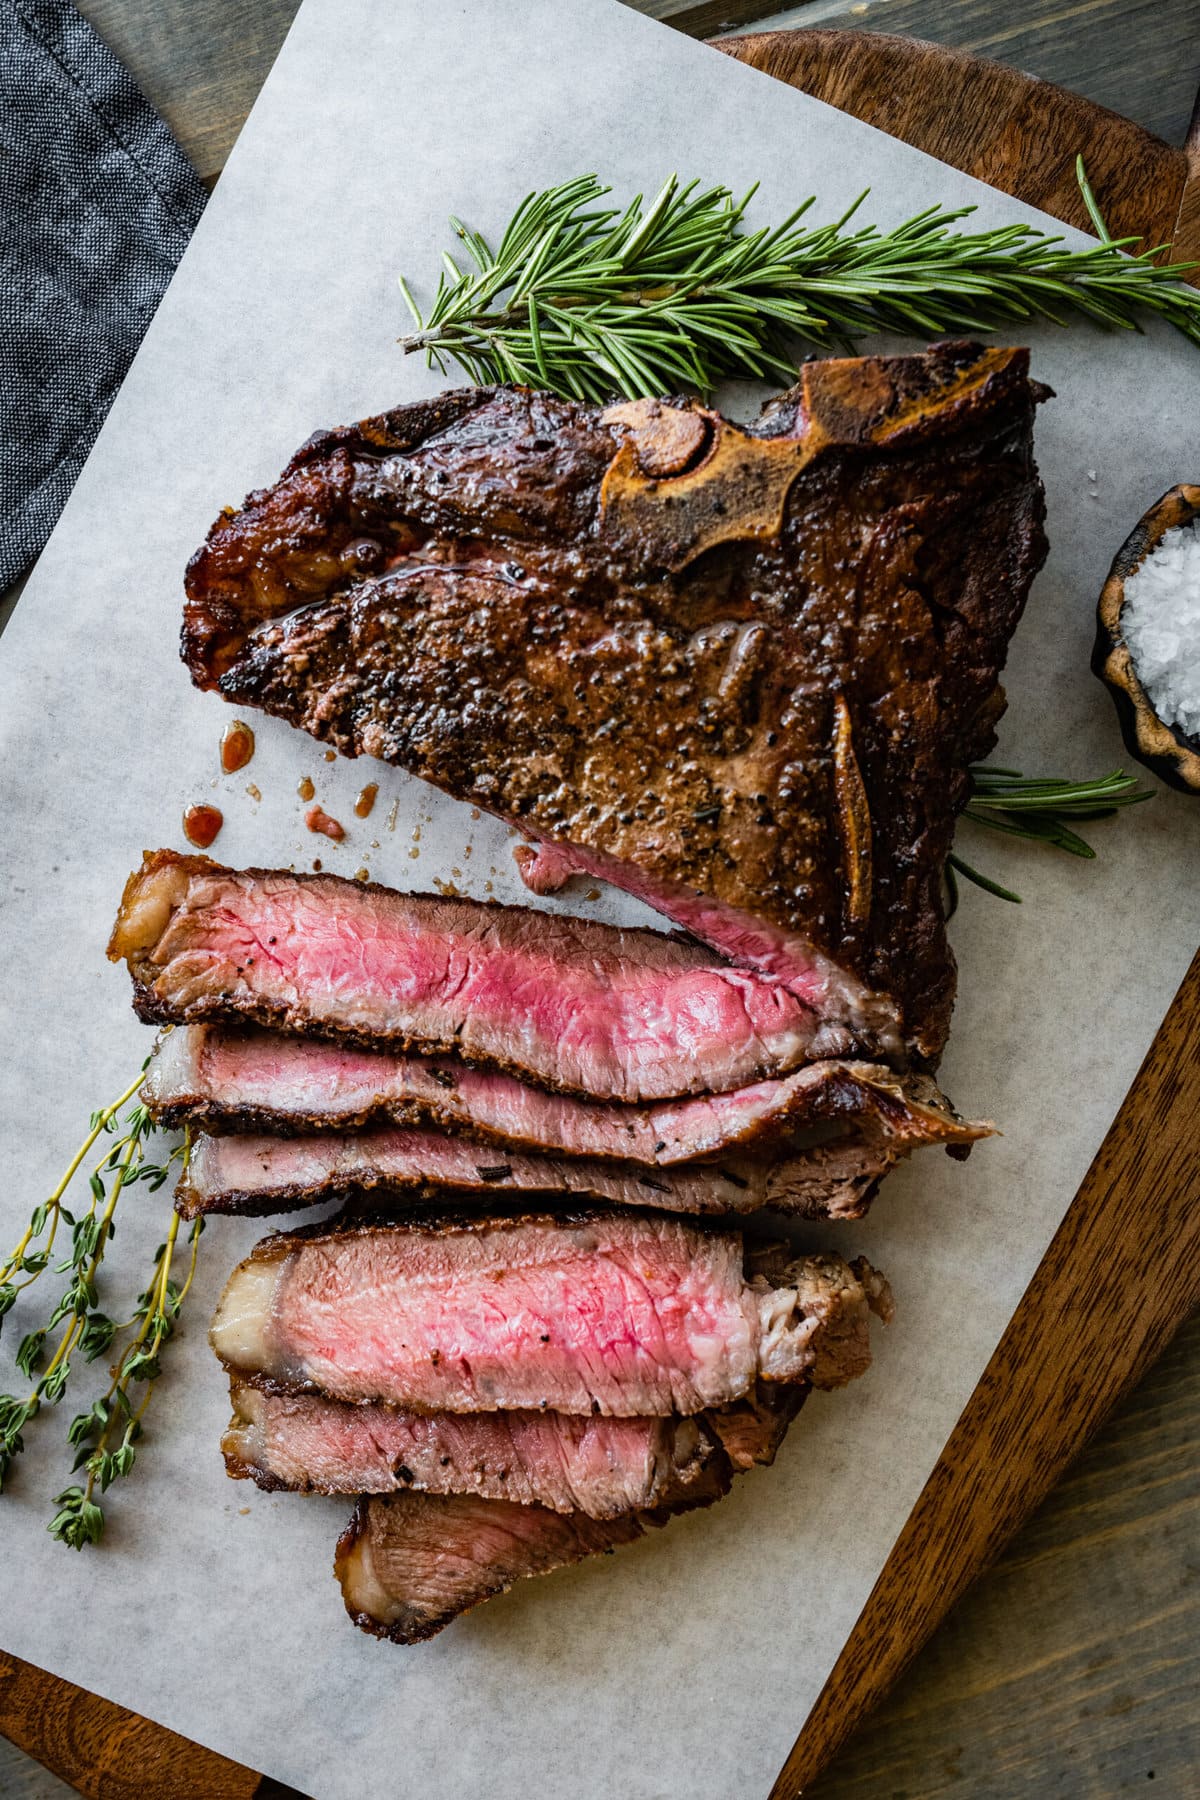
[0,1050,201,1542]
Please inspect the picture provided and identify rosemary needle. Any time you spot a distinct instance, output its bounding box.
[947,766,1154,911]
[398,163,1200,402]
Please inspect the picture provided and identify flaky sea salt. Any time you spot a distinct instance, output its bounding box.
[1121,522,1200,740]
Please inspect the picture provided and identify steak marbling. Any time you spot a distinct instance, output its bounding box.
[209,1210,890,1416]
[182,345,1049,1061]
[334,1386,797,1641]
[148,1025,986,1170]
[110,852,865,1099]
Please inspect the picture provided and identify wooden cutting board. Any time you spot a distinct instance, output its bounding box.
[4,28,1199,1800]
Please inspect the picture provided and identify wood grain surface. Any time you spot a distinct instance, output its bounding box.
[736,0,1200,151]
[807,1309,1200,1797]
[5,3,1199,1797]
[775,948,1200,1797]
[0,1651,300,1800]
[76,0,1200,184]
[721,26,1200,270]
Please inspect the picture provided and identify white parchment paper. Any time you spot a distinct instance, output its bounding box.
[1,3,1198,1794]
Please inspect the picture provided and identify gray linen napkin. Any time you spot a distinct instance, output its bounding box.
[0,0,206,589]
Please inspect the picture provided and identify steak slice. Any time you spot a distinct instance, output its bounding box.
[704,1382,805,1473]
[336,1491,651,1643]
[109,851,861,1101]
[178,1121,908,1222]
[183,345,1048,1062]
[334,1386,797,1641]
[223,1378,727,1518]
[209,1210,890,1416]
[146,1025,987,1164]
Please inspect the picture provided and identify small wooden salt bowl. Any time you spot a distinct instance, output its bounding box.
[1094,483,1200,794]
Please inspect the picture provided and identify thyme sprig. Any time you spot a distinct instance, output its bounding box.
[948,765,1154,911]
[0,1063,199,1545]
[398,161,1200,402]
[0,1068,146,1335]
[51,1207,203,1550]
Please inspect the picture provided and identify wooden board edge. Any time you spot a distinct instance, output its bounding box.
[1169,81,1200,263]
[770,948,1200,1797]
[0,1647,306,1800]
[5,25,1198,1800]
[720,29,1198,284]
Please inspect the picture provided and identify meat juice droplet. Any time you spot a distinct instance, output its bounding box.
[183,804,223,848]
[354,783,378,818]
[220,721,255,773]
[298,776,315,801]
[305,804,345,841]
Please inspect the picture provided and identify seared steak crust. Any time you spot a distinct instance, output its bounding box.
[183,346,1048,1061]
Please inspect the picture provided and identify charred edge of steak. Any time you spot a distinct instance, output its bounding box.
[108,848,700,967]
[174,1162,744,1224]
[222,1382,731,1515]
[704,1383,807,1473]
[180,350,1048,1069]
[130,982,819,1105]
[221,1450,296,1494]
[113,849,823,1103]
[144,1030,990,1160]
[330,1372,801,1642]
[233,1200,740,1264]
[151,1094,443,1136]
[332,1496,648,1644]
[128,984,492,1078]
[170,1117,914,1223]
[233,1202,895,1295]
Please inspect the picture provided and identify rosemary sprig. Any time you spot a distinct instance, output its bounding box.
[948,765,1154,910]
[398,162,1200,401]
[0,1064,198,1544]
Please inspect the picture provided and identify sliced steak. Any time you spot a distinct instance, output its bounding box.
[179,1113,952,1221]
[704,1383,805,1472]
[209,1210,889,1416]
[334,1385,793,1641]
[223,1378,723,1518]
[109,852,860,1101]
[183,346,1048,1062]
[179,1125,856,1219]
[146,1024,988,1163]
[336,1491,649,1643]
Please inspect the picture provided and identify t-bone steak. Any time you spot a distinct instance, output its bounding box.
[182,344,1048,1062]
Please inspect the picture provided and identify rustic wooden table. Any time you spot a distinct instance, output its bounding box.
[3,2,1198,1796]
